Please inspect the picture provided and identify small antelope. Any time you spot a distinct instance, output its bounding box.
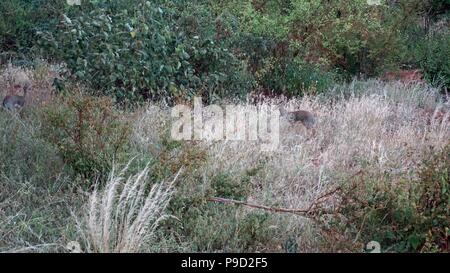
[279,106,316,129]
[2,72,31,110]
[425,103,450,125]
[382,69,424,85]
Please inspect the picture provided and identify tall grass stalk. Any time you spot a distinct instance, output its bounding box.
[82,162,181,253]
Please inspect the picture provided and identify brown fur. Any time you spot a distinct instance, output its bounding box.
[382,69,424,84]
[280,106,316,129]
[2,72,31,110]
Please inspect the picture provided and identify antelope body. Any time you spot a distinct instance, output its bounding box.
[382,69,424,85]
[280,106,316,129]
[2,72,31,110]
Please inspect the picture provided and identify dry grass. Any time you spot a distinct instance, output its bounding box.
[133,80,449,251]
[1,63,448,252]
[78,162,181,253]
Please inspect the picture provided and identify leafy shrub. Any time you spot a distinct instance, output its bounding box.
[416,145,450,252]
[320,144,450,252]
[208,0,426,96]
[415,32,450,90]
[38,0,254,103]
[255,57,337,96]
[219,0,411,74]
[210,173,252,200]
[39,90,131,180]
[0,0,82,61]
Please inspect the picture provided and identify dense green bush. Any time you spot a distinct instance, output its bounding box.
[415,32,450,90]
[3,0,450,100]
[210,0,418,94]
[275,1,404,68]
[0,0,83,61]
[39,91,132,180]
[255,57,338,96]
[38,0,254,103]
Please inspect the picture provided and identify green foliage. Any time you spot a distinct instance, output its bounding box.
[212,0,416,94]
[423,0,450,18]
[39,91,131,180]
[0,110,65,186]
[167,171,274,252]
[252,1,402,68]
[3,0,450,99]
[416,145,450,252]
[0,0,81,60]
[0,109,79,252]
[256,57,338,96]
[323,145,450,252]
[1,1,450,252]
[415,32,450,90]
[38,0,254,103]
[210,173,251,200]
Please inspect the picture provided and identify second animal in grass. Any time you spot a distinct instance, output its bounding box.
[279,106,316,129]
[2,72,31,110]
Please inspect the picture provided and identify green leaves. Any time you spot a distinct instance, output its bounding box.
[38,0,253,103]
[415,32,450,89]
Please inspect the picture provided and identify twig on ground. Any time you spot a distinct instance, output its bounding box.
[208,186,343,217]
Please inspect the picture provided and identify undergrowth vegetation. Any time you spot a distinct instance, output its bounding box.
[1,64,448,252]
[0,0,449,253]
[3,0,450,100]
